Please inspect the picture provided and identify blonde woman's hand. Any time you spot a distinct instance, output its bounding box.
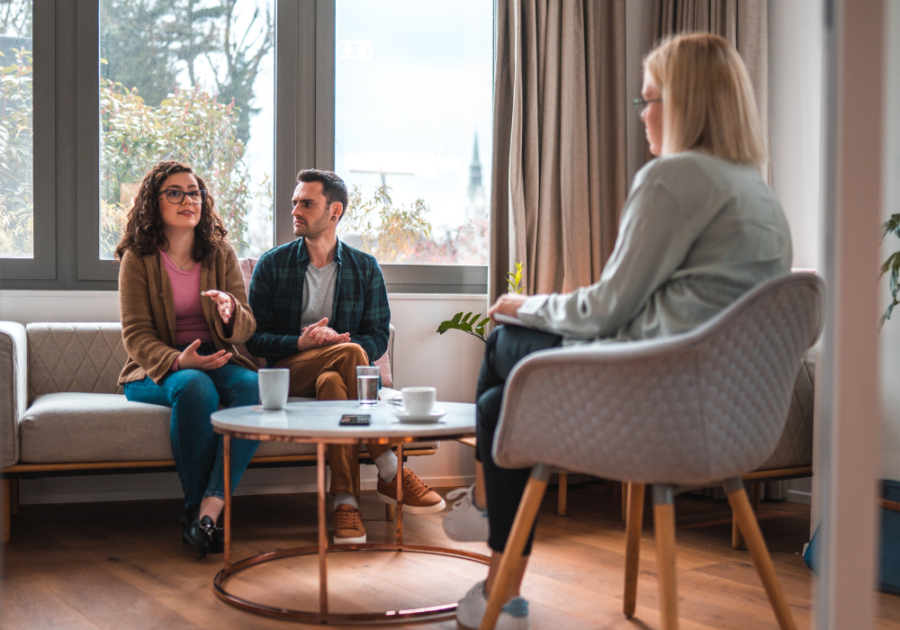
[202,290,235,324]
[488,293,528,321]
[177,339,232,371]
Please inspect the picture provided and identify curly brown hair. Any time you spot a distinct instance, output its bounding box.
[114,161,228,262]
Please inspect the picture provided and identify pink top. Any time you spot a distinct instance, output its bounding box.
[160,250,213,351]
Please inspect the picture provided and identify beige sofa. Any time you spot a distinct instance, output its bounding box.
[0,321,435,543]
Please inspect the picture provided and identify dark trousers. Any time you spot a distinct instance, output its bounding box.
[476,324,562,555]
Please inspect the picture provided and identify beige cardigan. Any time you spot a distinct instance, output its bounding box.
[117,241,258,385]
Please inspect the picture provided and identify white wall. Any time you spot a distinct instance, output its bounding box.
[768,0,823,272]
[767,0,824,504]
[0,291,485,505]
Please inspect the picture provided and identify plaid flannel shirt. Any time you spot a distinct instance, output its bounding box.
[246,238,390,368]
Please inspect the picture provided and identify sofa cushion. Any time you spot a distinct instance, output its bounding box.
[20,393,173,463]
[756,348,816,471]
[20,392,436,464]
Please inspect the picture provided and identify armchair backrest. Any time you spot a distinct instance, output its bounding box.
[493,273,825,485]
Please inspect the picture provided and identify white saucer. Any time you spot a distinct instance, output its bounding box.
[392,409,446,423]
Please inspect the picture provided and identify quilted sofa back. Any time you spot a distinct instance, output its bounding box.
[26,323,128,404]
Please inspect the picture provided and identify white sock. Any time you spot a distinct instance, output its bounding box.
[374,449,398,483]
[334,494,358,510]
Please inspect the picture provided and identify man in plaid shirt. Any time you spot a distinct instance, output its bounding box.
[247,169,444,545]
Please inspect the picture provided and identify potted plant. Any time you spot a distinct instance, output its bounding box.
[436,263,525,341]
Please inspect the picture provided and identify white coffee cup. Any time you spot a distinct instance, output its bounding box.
[259,368,290,410]
[401,387,436,416]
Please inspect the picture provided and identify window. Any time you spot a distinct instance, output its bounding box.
[334,0,493,266]
[0,0,490,292]
[98,0,274,260]
[0,0,33,259]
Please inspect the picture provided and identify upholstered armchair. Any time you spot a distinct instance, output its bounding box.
[479,273,824,630]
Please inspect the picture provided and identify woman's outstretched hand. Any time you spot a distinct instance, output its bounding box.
[488,293,528,321]
[178,339,232,371]
[202,290,234,324]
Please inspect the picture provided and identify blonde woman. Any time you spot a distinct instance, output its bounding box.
[115,161,259,559]
[447,33,792,630]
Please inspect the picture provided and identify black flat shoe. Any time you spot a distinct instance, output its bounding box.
[210,525,224,554]
[182,515,216,559]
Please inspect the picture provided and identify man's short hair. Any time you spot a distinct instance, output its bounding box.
[297,169,349,220]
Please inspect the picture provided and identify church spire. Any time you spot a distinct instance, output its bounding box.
[466,133,486,220]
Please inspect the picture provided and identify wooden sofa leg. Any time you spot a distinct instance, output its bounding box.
[557,471,568,516]
[1,478,10,544]
[10,478,19,515]
[385,503,395,521]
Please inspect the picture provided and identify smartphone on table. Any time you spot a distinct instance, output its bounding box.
[339,414,371,426]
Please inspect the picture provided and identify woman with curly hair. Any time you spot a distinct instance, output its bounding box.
[115,160,259,559]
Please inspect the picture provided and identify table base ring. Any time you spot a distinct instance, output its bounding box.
[213,543,491,624]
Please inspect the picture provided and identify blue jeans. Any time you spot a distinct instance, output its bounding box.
[123,343,259,509]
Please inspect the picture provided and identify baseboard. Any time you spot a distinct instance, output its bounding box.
[17,470,476,506]
[787,489,812,505]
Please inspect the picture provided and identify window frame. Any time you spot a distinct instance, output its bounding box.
[0,0,488,294]
[0,0,56,281]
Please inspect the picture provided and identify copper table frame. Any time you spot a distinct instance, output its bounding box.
[212,428,490,624]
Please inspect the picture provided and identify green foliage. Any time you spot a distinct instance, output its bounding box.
[881,214,900,325]
[436,311,491,341]
[0,46,33,258]
[99,78,261,258]
[506,262,525,294]
[99,0,273,144]
[437,263,526,343]
[340,185,434,263]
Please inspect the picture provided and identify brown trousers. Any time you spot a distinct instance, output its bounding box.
[276,343,390,496]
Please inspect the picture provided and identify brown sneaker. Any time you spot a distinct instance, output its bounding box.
[333,504,366,544]
[377,469,446,515]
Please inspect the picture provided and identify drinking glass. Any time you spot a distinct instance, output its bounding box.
[356,365,380,406]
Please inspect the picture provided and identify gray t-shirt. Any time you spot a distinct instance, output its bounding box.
[517,151,792,343]
[300,261,338,329]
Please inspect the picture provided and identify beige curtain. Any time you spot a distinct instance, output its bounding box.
[652,0,770,179]
[488,0,627,304]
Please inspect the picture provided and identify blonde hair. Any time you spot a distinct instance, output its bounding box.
[644,33,765,167]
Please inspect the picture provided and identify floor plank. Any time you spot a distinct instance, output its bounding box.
[1,480,898,629]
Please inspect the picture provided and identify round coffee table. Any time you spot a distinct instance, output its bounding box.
[210,399,487,624]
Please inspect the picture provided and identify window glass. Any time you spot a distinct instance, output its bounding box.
[99,0,274,259]
[0,0,33,259]
[335,0,493,264]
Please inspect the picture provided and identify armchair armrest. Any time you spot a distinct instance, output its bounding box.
[0,321,26,468]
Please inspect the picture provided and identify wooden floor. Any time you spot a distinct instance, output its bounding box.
[2,482,899,630]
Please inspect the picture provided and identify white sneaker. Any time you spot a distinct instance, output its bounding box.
[456,581,529,630]
[443,485,489,542]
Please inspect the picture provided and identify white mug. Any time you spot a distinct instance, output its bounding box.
[258,368,290,410]
[401,387,436,416]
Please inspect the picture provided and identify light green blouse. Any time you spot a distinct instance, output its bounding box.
[517,151,793,343]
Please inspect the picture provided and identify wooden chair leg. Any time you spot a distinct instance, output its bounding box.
[10,478,19,515]
[557,471,568,516]
[623,483,645,619]
[621,482,628,522]
[385,503,395,521]
[653,486,678,630]
[479,464,551,630]
[732,514,745,549]
[725,480,796,630]
[1,478,10,544]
